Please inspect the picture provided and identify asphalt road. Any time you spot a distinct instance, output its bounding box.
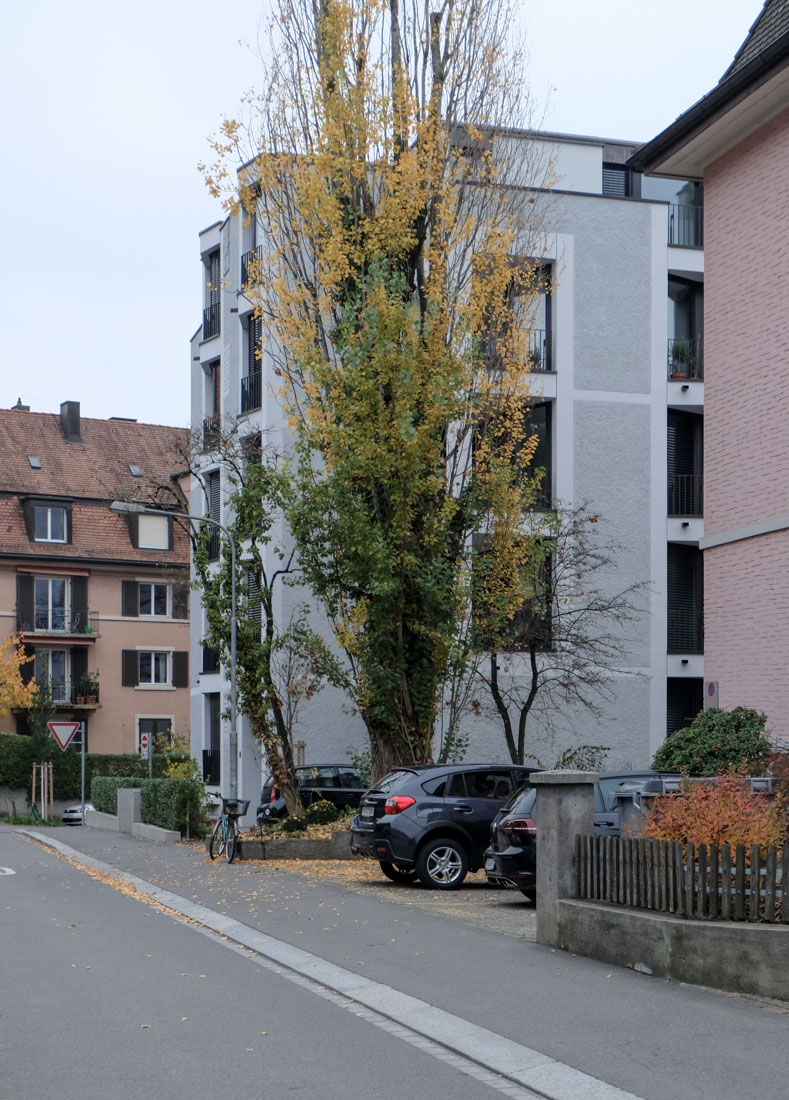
[3,826,788,1100]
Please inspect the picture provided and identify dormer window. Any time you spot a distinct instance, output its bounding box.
[34,505,68,543]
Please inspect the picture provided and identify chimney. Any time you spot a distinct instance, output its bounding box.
[60,401,81,443]
[11,397,30,411]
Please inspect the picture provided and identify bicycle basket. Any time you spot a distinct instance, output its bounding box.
[222,798,250,817]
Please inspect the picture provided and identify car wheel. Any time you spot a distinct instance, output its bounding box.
[416,837,468,890]
[520,887,536,903]
[378,860,418,884]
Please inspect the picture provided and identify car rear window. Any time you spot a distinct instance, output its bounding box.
[367,769,420,794]
[506,786,537,816]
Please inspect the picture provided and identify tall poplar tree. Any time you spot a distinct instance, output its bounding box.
[203,0,552,776]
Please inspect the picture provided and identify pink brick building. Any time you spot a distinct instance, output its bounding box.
[633,0,789,744]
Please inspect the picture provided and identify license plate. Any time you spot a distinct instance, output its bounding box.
[361,805,375,818]
[485,858,495,871]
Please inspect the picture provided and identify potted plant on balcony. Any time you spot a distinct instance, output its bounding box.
[670,338,694,379]
[82,672,99,705]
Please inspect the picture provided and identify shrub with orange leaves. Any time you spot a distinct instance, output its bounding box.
[639,769,786,849]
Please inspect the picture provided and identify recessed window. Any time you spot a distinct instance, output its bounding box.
[28,456,41,469]
[139,651,169,685]
[138,514,169,550]
[34,505,67,543]
[139,583,168,617]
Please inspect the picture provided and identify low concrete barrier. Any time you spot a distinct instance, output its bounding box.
[556,897,789,1002]
[85,790,180,843]
[204,830,355,860]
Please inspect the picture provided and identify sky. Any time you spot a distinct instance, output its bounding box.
[1,0,763,428]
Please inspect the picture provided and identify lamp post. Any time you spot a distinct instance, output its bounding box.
[109,501,238,798]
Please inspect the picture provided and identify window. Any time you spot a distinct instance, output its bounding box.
[203,693,221,784]
[138,717,176,752]
[34,577,68,631]
[34,649,68,701]
[139,651,169,685]
[34,505,67,543]
[122,649,188,688]
[245,567,262,630]
[205,470,220,561]
[139,583,168,617]
[472,535,553,652]
[241,317,263,413]
[138,514,169,550]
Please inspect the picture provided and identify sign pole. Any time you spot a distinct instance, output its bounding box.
[80,722,86,825]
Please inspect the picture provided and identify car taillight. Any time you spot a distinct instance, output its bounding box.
[270,786,279,802]
[501,816,537,836]
[384,795,416,814]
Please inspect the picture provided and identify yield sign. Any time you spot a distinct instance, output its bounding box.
[48,721,81,751]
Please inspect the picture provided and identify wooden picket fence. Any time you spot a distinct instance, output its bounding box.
[575,835,788,923]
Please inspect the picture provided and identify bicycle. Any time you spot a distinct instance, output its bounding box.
[209,797,250,864]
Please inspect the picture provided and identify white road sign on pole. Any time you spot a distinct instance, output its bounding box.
[47,721,81,751]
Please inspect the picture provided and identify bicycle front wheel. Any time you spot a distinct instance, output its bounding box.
[209,818,225,860]
[225,819,238,864]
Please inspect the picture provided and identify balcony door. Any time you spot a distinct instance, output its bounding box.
[34,577,68,631]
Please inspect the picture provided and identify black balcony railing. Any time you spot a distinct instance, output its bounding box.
[17,609,99,637]
[667,336,703,380]
[667,609,704,654]
[241,369,262,413]
[668,474,703,517]
[527,329,553,372]
[203,749,221,785]
[241,245,264,288]
[202,644,220,674]
[202,415,220,451]
[203,302,220,339]
[40,680,101,706]
[668,204,703,249]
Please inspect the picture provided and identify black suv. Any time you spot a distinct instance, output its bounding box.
[350,763,539,889]
[257,765,367,822]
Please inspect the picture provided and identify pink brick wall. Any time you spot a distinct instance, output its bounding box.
[704,105,789,744]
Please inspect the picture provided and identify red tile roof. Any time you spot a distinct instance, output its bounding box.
[0,407,191,566]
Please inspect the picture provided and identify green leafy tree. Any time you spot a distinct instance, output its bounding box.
[202,0,552,776]
[652,706,773,776]
[190,426,343,815]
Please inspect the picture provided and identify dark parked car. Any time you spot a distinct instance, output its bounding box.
[350,763,539,889]
[484,770,681,901]
[257,764,367,822]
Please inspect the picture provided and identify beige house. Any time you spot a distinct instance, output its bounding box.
[0,399,190,755]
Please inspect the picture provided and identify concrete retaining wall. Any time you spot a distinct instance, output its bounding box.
[557,898,789,1002]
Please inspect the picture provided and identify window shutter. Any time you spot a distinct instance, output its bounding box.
[20,644,34,685]
[126,514,139,548]
[71,577,88,621]
[71,647,88,688]
[65,504,73,544]
[16,574,34,629]
[172,651,189,688]
[121,581,139,617]
[21,500,36,541]
[171,584,189,620]
[122,650,139,686]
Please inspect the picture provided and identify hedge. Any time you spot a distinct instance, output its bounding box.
[0,733,190,800]
[90,775,208,835]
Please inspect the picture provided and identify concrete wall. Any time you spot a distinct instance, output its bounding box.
[702,104,789,744]
[557,898,789,1003]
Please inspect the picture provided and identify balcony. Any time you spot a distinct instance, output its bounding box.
[202,415,220,451]
[202,643,220,674]
[667,609,704,654]
[241,369,262,413]
[668,474,703,517]
[203,302,220,340]
[42,680,101,709]
[667,337,703,381]
[16,609,99,639]
[668,204,703,249]
[527,329,552,372]
[203,748,221,785]
[241,245,264,288]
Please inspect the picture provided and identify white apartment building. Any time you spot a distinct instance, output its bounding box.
[190,130,705,816]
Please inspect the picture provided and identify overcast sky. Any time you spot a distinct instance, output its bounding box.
[1,0,761,428]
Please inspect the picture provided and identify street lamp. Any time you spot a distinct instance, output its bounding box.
[109,500,238,798]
